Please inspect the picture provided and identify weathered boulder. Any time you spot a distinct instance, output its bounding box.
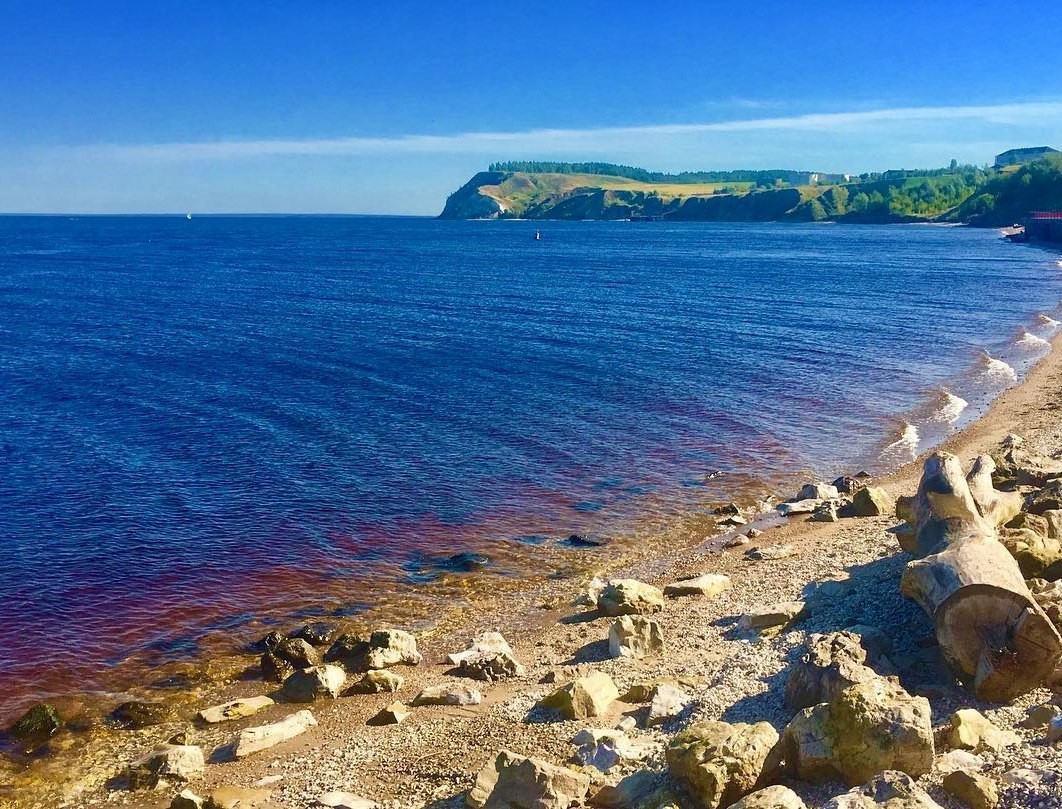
[647,683,690,727]
[991,437,1062,488]
[834,475,870,495]
[9,703,62,748]
[810,502,840,522]
[571,728,650,772]
[782,678,933,786]
[598,579,664,616]
[850,486,893,518]
[666,720,780,809]
[729,786,807,809]
[540,671,619,720]
[740,601,806,631]
[785,631,880,712]
[197,695,274,724]
[457,649,526,681]
[234,710,317,758]
[942,769,998,809]
[413,684,482,706]
[822,771,943,808]
[468,749,591,809]
[447,632,515,665]
[946,709,1020,753]
[664,573,731,598]
[325,629,421,672]
[798,483,839,501]
[280,665,346,702]
[126,744,205,789]
[777,500,819,517]
[999,528,1062,579]
[348,669,404,694]
[1026,479,1062,515]
[608,615,664,659]
[588,770,665,808]
[272,637,321,668]
[369,701,410,725]
[112,700,175,729]
[314,791,380,809]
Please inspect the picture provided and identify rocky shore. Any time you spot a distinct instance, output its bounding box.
[7,335,1062,809]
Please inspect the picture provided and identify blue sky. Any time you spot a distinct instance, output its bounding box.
[4,2,1062,213]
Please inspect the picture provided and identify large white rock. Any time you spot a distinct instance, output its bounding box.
[540,671,619,720]
[413,684,482,706]
[126,744,205,789]
[234,710,317,758]
[571,728,650,772]
[664,573,731,598]
[280,665,346,702]
[597,579,664,616]
[647,683,690,727]
[446,631,515,665]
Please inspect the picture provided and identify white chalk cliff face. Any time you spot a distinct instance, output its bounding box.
[439,172,507,219]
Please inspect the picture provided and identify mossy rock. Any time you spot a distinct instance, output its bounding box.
[9,703,62,748]
[111,700,175,729]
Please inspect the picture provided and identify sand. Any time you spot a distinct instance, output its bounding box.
[7,332,1062,809]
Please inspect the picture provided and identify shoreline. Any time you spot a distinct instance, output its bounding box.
[7,302,1062,804]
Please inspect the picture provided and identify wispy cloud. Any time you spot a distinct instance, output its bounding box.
[64,100,1062,162]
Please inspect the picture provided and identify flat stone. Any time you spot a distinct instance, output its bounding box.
[205,787,272,809]
[740,600,806,631]
[197,696,275,724]
[744,544,795,560]
[777,499,820,517]
[314,791,381,809]
[412,684,482,706]
[663,573,731,598]
[234,710,317,758]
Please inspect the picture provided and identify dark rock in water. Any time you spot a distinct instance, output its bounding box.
[713,503,742,516]
[566,534,609,548]
[832,475,869,494]
[248,630,285,654]
[111,700,175,729]
[446,552,489,572]
[324,634,371,670]
[272,637,321,668]
[9,703,62,749]
[292,622,339,647]
[261,651,296,683]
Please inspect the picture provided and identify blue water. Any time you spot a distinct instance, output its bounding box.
[1,216,1060,715]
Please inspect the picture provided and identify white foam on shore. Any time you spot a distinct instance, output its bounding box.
[934,390,969,424]
[1039,313,1060,329]
[1018,330,1051,349]
[979,351,1018,382]
[882,422,920,459]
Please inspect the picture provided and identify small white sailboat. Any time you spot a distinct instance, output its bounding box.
[534,230,541,241]
[186,212,193,220]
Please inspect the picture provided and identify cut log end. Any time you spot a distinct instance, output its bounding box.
[938,585,1062,702]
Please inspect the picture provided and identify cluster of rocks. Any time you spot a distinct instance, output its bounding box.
[775,475,892,525]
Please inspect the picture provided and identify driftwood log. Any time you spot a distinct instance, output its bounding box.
[900,451,1062,701]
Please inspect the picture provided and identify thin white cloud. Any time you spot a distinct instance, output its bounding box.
[67,100,1062,162]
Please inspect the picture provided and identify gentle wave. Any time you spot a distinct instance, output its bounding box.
[979,351,1018,382]
[1017,330,1051,349]
[1038,313,1060,329]
[881,421,920,459]
[933,390,969,424]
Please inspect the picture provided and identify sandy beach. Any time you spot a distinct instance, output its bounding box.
[7,324,1062,809]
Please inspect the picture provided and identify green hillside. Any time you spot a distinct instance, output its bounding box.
[440,156,1061,225]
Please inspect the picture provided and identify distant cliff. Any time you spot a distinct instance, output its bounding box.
[438,157,1062,225]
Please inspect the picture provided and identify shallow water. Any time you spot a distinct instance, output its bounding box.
[0,216,1060,718]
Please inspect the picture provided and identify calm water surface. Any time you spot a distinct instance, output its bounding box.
[1,216,1060,718]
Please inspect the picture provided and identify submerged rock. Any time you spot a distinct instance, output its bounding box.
[468,749,591,809]
[111,700,175,729]
[8,703,62,749]
[197,695,275,724]
[292,622,339,647]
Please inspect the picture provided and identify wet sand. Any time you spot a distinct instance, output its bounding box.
[6,330,1062,809]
